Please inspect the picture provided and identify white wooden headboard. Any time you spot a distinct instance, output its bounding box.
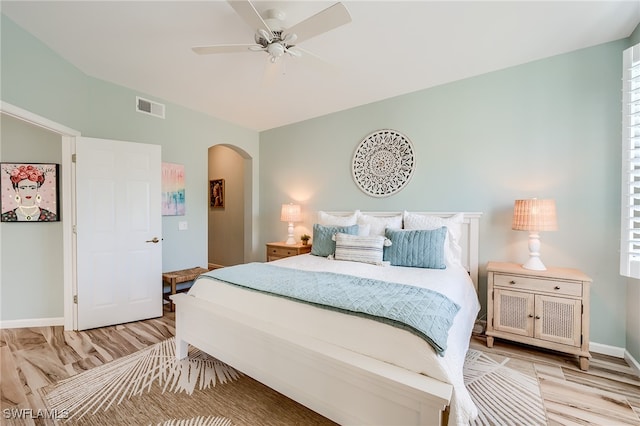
[322,211,482,292]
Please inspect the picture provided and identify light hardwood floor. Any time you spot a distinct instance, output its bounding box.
[1,306,639,425]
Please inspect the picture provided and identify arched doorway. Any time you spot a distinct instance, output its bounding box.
[208,144,252,267]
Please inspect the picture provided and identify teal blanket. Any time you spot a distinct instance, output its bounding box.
[201,263,460,356]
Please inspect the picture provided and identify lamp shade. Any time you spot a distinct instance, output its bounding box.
[512,199,558,232]
[280,203,301,223]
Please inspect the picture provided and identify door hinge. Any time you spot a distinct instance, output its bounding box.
[72,225,77,234]
[72,153,77,163]
[73,295,78,304]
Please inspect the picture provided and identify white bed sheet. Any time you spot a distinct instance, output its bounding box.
[188,254,480,425]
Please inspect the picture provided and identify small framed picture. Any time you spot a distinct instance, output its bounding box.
[1,163,60,222]
[210,178,224,208]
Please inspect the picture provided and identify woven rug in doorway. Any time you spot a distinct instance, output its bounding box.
[42,338,546,425]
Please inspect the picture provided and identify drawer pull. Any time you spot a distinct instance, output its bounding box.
[554,286,561,290]
[535,315,541,319]
[528,314,534,318]
[509,280,516,285]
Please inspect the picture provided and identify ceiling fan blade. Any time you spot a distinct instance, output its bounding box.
[285,3,352,44]
[192,44,258,55]
[227,0,272,33]
[293,47,340,75]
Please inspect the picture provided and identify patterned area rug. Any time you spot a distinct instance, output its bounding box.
[42,338,546,425]
[42,338,333,426]
[464,349,547,425]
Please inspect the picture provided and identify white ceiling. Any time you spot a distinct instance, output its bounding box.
[2,1,639,131]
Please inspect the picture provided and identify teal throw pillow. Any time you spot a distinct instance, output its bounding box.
[383,227,447,269]
[311,224,359,257]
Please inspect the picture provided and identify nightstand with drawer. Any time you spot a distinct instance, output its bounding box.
[266,242,312,261]
[486,261,592,370]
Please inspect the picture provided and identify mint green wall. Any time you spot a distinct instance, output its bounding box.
[1,11,634,351]
[630,22,640,45]
[1,115,64,320]
[260,41,627,348]
[80,78,260,271]
[1,14,260,322]
[1,15,89,129]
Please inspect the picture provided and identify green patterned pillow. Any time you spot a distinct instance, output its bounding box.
[311,224,359,257]
[383,227,447,269]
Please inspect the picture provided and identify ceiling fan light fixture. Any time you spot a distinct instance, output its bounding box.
[192,0,352,71]
[267,42,285,58]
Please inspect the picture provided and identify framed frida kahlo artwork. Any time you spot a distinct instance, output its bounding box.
[1,163,60,222]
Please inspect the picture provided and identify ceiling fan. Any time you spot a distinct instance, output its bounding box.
[192,0,352,64]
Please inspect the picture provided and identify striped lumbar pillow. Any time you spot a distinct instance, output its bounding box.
[331,232,391,266]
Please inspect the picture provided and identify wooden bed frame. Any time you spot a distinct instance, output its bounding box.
[172,212,482,426]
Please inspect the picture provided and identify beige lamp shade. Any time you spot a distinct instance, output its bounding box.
[281,203,301,245]
[280,203,301,223]
[512,199,558,232]
[512,199,557,270]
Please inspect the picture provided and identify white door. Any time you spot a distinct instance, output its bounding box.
[76,137,162,330]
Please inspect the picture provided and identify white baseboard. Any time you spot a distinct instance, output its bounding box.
[625,350,640,375]
[0,317,64,329]
[590,342,640,375]
[589,341,626,358]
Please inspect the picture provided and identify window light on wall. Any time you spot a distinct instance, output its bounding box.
[621,43,640,279]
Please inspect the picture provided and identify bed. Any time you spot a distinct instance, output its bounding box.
[172,211,482,426]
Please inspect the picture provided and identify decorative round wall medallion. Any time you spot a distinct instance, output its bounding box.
[352,129,415,197]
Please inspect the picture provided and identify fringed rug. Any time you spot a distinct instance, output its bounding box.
[464,349,547,425]
[43,338,546,425]
[42,338,333,426]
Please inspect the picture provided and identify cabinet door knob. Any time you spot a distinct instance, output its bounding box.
[554,286,561,290]
[509,280,516,285]
[528,314,534,318]
[535,315,541,319]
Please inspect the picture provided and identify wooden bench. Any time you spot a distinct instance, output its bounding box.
[162,266,210,311]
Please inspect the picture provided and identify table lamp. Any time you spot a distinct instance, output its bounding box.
[280,203,301,245]
[512,199,557,270]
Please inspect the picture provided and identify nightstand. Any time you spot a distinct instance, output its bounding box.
[266,241,312,261]
[486,261,591,370]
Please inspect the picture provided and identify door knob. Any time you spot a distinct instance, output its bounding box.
[146,237,160,243]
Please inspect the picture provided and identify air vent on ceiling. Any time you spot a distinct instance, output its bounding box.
[136,96,165,119]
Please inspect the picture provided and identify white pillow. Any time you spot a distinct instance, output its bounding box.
[403,212,464,266]
[317,210,359,226]
[330,232,391,266]
[357,213,403,237]
[356,224,371,236]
